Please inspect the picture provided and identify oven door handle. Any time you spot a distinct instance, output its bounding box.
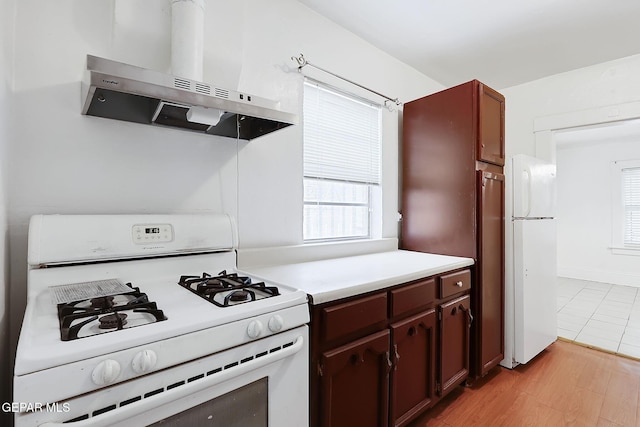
[39,335,306,427]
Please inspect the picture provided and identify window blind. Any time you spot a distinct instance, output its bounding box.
[303,80,381,184]
[622,166,640,247]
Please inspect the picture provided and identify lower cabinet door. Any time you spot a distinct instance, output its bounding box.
[390,309,437,427]
[439,294,471,397]
[319,330,391,427]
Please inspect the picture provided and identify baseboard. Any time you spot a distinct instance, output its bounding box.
[557,266,640,287]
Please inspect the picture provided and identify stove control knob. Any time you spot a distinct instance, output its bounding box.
[247,320,263,338]
[132,349,158,374]
[92,359,121,386]
[268,315,284,332]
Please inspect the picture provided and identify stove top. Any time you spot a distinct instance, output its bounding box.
[57,284,167,341]
[179,270,280,307]
[15,252,308,376]
[15,214,310,378]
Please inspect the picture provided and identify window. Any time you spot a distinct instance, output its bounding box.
[611,159,640,253]
[622,166,640,246]
[303,80,382,242]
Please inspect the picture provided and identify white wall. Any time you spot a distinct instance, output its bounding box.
[501,54,640,292]
[1,0,14,419]
[556,135,640,286]
[234,1,444,247]
[8,0,238,374]
[6,0,443,397]
[502,54,640,156]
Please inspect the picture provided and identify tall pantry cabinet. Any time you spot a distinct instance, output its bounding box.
[400,80,505,378]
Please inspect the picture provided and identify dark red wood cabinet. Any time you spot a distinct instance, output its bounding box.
[438,294,471,396]
[478,84,506,166]
[477,171,505,373]
[401,80,505,379]
[320,330,391,427]
[310,269,471,427]
[390,309,436,426]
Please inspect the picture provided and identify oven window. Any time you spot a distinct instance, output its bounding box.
[149,377,268,427]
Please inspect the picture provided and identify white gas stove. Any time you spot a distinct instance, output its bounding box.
[13,214,309,427]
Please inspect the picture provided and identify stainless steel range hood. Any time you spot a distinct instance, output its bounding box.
[81,55,297,140]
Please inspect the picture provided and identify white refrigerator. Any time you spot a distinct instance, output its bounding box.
[501,154,558,369]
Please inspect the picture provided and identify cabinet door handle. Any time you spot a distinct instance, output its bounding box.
[459,305,473,327]
[455,281,463,287]
[393,344,400,370]
[385,351,393,373]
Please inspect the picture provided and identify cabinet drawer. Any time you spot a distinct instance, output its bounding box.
[439,269,471,299]
[390,278,436,317]
[322,293,387,342]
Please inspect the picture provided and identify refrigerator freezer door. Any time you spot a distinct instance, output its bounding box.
[512,154,556,218]
[513,218,557,364]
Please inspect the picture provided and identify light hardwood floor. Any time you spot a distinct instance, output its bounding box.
[409,340,640,426]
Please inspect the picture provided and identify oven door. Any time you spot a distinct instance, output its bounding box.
[19,326,308,427]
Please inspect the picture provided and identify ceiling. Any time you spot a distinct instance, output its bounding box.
[297,0,640,90]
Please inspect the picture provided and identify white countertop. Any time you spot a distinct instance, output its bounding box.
[241,250,474,304]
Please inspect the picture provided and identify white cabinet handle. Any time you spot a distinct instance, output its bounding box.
[455,281,463,287]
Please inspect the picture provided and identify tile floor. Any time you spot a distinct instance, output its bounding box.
[557,277,640,359]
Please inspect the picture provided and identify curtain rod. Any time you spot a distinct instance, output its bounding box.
[291,53,401,108]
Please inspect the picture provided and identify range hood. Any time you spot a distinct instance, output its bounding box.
[81,55,297,140]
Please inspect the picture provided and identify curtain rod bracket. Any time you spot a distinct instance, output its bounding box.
[291,53,308,71]
[291,53,401,108]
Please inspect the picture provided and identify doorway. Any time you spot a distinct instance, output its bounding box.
[549,118,640,358]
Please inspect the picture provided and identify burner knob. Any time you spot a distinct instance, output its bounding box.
[268,315,284,332]
[92,359,121,386]
[247,320,263,339]
[132,349,158,374]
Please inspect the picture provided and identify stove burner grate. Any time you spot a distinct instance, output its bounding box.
[57,283,167,341]
[178,270,280,307]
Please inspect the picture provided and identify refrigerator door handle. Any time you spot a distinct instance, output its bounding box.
[522,168,531,217]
